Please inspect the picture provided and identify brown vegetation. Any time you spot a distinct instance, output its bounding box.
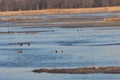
[32,66,120,74]
[0,6,120,16]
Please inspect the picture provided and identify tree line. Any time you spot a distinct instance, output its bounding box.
[0,0,120,11]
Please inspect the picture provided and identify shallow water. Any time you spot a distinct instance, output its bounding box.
[0,27,120,67]
[0,27,120,80]
[0,12,120,22]
[0,21,120,79]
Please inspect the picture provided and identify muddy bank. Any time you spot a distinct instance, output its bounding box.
[8,21,120,28]
[0,30,54,34]
[32,66,120,74]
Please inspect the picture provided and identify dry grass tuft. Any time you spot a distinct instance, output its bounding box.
[0,6,120,16]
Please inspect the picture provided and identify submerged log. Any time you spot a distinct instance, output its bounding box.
[32,66,120,74]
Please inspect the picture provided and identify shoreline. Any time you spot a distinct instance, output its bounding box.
[0,6,120,16]
[0,7,120,28]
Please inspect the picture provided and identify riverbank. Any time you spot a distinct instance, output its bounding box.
[0,6,120,16]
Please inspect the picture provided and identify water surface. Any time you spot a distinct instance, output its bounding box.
[0,14,120,79]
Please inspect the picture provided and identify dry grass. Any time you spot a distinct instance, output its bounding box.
[0,6,120,16]
[104,17,120,21]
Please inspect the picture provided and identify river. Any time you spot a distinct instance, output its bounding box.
[0,13,120,80]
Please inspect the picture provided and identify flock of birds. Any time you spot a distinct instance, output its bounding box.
[10,29,82,54]
[15,43,31,54]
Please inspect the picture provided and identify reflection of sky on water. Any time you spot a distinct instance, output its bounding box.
[0,12,120,80]
[0,27,120,67]
[0,25,120,79]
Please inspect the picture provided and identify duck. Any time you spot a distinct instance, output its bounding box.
[16,50,23,54]
[55,50,63,53]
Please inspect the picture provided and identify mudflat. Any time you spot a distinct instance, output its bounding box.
[33,66,120,74]
[0,15,120,28]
